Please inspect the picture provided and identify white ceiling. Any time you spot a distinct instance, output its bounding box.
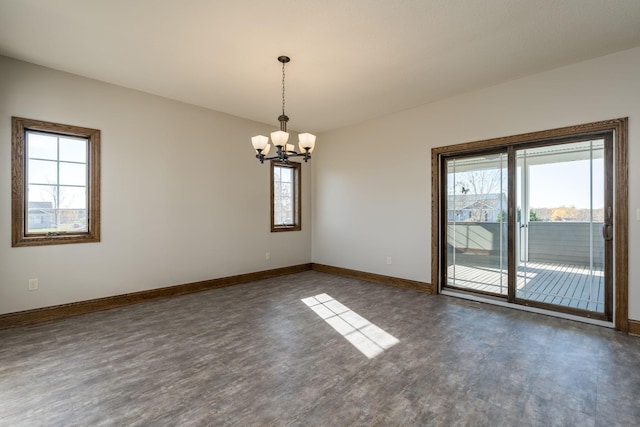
[1,0,640,133]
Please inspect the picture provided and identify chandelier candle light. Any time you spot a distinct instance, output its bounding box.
[252,56,316,163]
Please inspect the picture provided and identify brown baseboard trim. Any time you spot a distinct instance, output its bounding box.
[311,263,433,294]
[629,319,640,337]
[0,263,312,330]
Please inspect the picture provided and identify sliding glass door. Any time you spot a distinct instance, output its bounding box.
[441,135,613,320]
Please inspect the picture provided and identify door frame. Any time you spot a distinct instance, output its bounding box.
[431,118,629,331]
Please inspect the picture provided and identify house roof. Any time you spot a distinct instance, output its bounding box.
[0,1,639,133]
[448,193,507,211]
[28,201,53,209]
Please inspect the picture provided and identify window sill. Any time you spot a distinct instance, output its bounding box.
[271,225,301,232]
[12,233,100,247]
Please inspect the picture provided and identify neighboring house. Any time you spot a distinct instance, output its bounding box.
[27,201,54,229]
[447,193,508,222]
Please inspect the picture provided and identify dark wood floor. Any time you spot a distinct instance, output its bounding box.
[1,271,639,426]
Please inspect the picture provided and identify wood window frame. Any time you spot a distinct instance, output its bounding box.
[431,118,628,331]
[11,117,101,247]
[270,160,301,232]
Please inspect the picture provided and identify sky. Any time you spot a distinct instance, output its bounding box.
[527,159,604,209]
[448,157,604,211]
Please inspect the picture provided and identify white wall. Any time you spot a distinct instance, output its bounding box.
[3,47,639,320]
[312,47,640,320]
[0,56,312,315]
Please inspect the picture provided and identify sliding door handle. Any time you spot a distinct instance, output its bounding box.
[602,223,613,241]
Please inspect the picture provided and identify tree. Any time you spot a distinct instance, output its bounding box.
[550,205,579,221]
[454,168,505,222]
[456,168,503,198]
[512,208,541,222]
[36,183,78,230]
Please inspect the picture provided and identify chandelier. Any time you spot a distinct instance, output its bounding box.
[251,56,316,163]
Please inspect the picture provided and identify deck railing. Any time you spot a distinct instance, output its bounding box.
[448,221,604,267]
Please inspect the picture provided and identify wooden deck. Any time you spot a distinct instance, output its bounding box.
[447,261,604,312]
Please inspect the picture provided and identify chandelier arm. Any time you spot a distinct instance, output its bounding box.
[258,151,310,163]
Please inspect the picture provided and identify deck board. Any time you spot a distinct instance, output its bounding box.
[447,261,604,313]
[551,264,581,307]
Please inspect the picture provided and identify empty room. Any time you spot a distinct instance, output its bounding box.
[1,1,640,425]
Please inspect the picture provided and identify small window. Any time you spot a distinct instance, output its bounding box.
[271,161,301,232]
[12,117,100,247]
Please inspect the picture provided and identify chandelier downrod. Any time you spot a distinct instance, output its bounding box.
[251,55,316,164]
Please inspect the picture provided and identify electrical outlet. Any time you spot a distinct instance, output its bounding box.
[266,252,271,260]
[28,278,39,291]
[387,257,392,265]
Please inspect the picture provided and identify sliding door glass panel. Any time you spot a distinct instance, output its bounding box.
[515,140,605,312]
[445,153,508,295]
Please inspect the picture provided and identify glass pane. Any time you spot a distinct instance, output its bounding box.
[446,153,508,295]
[27,132,58,160]
[28,184,56,205]
[59,162,87,186]
[280,167,293,183]
[56,207,88,232]
[27,185,87,233]
[59,137,87,163]
[28,159,58,185]
[59,186,87,209]
[516,140,605,312]
[27,208,55,232]
[27,185,56,233]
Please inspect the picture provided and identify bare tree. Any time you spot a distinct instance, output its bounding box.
[455,168,504,221]
[461,169,502,196]
[36,184,77,230]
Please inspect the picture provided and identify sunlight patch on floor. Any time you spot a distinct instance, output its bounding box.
[301,293,399,359]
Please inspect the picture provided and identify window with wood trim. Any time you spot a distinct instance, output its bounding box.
[11,117,101,247]
[271,161,301,232]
